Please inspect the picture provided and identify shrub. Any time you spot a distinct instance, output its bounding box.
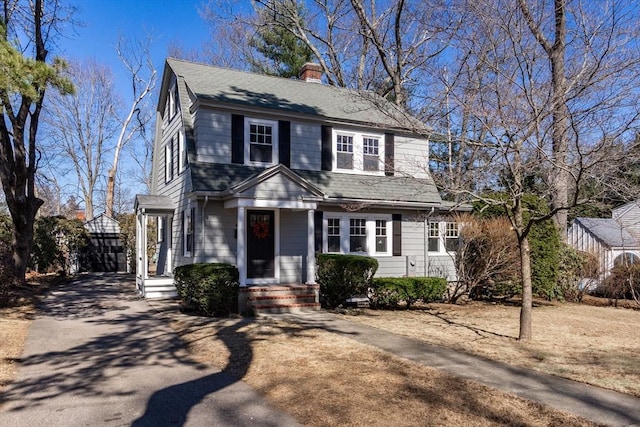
[597,264,640,306]
[316,254,378,309]
[556,246,598,302]
[0,240,15,307]
[370,277,446,309]
[174,263,239,316]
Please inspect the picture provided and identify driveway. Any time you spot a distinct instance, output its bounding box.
[0,273,301,427]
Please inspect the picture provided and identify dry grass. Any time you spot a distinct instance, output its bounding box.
[170,315,598,426]
[344,300,640,397]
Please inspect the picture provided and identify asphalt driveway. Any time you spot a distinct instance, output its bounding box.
[0,273,300,427]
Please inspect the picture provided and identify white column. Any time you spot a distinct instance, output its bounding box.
[237,207,246,286]
[307,209,316,284]
[136,213,142,278]
[167,214,173,274]
[142,214,148,279]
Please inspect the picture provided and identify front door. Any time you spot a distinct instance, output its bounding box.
[247,210,275,279]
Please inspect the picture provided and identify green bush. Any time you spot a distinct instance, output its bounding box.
[370,277,446,309]
[316,254,378,309]
[174,263,239,316]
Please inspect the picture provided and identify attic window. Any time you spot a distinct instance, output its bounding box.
[244,118,278,165]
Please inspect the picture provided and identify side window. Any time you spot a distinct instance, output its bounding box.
[375,220,387,253]
[165,138,174,183]
[445,222,459,252]
[178,131,187,174]
[327,218,341,253]
[183,208,195,257]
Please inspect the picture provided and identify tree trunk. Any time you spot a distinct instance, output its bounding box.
[518,235,533,341]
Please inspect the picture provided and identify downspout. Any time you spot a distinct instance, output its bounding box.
[423,207,435,277]
[201,196,209,262]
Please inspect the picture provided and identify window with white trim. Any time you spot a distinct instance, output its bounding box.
[182,208,194,257]
[165,138,174,183]
[428,221,459,253]
[324,214,391,256]
[245,118,278,164]
[178,131,187,173]
[363,136,380,171]
[327,218,341,253]
[375,220,387,253]
[350,218,367,253]
[333,129,384,174]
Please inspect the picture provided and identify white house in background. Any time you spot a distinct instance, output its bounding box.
[568,201,640,280]
[134,58,469,311]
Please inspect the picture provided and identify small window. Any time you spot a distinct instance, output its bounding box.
[350,218,367,253]
[445,222,459,252]
[328,218,341,253]
[428,222,440,252]
[363,137,380,171]
[178,131,187,173]
[165,139,174,183]
[375,220,387,253]
[171,84,179,118]
[183,208,195,257]
[336,134,354,169]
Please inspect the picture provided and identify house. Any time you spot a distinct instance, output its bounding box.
[134,58,469,309]
[84,213,126,272]
[568,201,640,281]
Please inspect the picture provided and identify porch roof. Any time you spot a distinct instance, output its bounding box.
[189,162,444,207]
[134,195,175,215]
[574,217,640,248]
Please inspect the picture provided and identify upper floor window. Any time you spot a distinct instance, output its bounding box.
[245,118,278,165]
[168,83,178,119]
[178,131,187,174]
[165,138,174,183]
[333,130,384,174]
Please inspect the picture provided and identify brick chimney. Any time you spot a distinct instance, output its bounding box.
[299,62,323,83]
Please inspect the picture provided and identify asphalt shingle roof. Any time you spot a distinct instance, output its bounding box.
[575,217,639,248]
[189,162,442,206]
[167,58,424,131]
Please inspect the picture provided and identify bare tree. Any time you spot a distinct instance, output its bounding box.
[433,0,640,340]
[45,60,117,220]
[105,36,156,218]
[0,0,74,282]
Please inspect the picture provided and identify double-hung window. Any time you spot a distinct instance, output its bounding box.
[363,136,380,171]
[178,131,187,173]
[333,130,384,173]
[336,134,354,170]
[325,215,391,255]
[183,208,195,257]
[349,218,367,253]
[245,118,278,164]
[428,221,459,253]
[165,138,174,183]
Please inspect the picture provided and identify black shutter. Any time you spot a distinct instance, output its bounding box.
[321,125,332,171]
[392,213,402,256]
[231,114,244,164]
[314,210,323,253]
[279,120,291,167]
[385,133,395,176]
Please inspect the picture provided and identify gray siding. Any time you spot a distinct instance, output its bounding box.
[290,122,322,170]
[194,109,232,164]
[280,210,308,283]
[394,135,430,178]
[195,201,237,265]
[613,202,640,240]
[241,174,316,200]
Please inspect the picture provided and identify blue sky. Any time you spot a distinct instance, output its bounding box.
[58,0,212,90]
[50,1,216,210]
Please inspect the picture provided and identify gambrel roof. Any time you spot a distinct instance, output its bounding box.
[162,58,426,133]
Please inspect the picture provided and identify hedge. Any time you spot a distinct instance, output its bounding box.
[174,263,239,316]
[316,254,378,308]
[370,277,447,309]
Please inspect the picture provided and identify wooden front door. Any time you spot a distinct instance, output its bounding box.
[247,210,275,279]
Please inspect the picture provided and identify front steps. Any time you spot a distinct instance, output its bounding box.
[241,284,320,315]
